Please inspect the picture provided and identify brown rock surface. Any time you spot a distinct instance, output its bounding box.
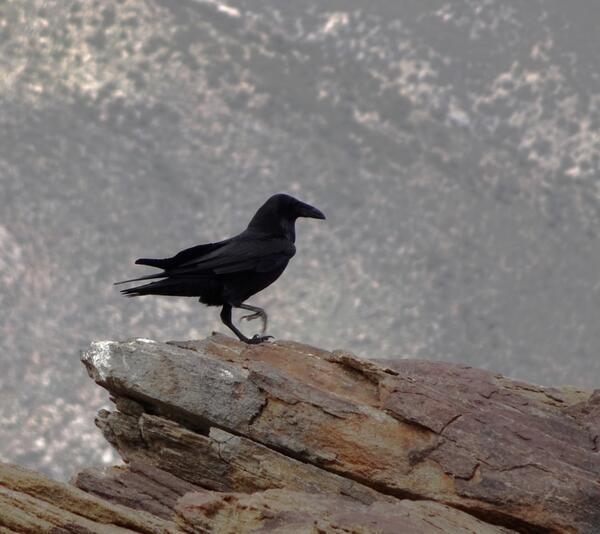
[73,461,207,520]
[92,409,391,505]
[0,462,178,533]
[175,489,514,534]
[81,334,600,533]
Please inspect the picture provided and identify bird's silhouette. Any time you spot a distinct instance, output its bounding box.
[116,193,326,344]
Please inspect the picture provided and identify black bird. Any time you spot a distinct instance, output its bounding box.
[116,193,326,344]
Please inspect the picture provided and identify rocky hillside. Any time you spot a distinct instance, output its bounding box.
[5,0,600,482]
[2,334,600,532]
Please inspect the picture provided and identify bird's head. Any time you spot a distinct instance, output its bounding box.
[247,193,325,241]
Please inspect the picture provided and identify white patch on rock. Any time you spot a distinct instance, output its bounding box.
[360,404,395,423]
[135,338,156,344]
[219,368,235,380]
[87,340,115,381]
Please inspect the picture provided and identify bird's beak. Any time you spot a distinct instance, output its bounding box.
[297,201,326,220]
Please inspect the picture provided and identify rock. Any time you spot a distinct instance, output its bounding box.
[175,489,514,534]
[81,334,600,533]
[73,461,207,521]
[0,461,179,533]
[91,410,391,505]
[71,416,512,534]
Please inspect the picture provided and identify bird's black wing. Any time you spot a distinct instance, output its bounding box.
[115,240,230,285]
[136,240,230,269]
[116,235,295,286]
[170,235,296,276]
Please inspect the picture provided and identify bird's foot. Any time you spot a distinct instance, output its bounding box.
[246,334,274,345]
[240,312,268,334]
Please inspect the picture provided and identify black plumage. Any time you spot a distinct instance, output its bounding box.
[116,193,326,344]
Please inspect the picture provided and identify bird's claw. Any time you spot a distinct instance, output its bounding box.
[248,334,274,344]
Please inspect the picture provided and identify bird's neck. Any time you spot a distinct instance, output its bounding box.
[280,218,296,243]
[248,220,296,242]
[247,209,297,242]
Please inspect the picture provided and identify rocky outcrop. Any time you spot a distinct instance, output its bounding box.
[79,335,600,533]
[2,334,599,533]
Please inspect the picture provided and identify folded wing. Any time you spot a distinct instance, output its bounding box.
[116,234,295,285]
[168,236,296,276]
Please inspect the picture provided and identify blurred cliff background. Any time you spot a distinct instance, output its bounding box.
[2,0,600,479]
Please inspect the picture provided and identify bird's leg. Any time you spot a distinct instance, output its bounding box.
[237,303,268,334]
[220,304,272,344]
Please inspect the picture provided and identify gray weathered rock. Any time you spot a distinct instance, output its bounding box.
[81,334,600,532]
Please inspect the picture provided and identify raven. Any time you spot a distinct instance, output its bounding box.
[116,193,326,344]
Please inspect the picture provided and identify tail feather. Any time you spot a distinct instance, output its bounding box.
[135,257,171,269]
[120,277,212,298]
[120,286,145,297]
[120,279,172,297]
[114,271,168,286]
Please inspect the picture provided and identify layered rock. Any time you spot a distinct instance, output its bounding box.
[0,462,177,533]
[77,334,600,533]
[2,333,599,533]
[175,489,512,534]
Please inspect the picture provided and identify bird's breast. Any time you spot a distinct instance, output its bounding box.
[222,263,289,306]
